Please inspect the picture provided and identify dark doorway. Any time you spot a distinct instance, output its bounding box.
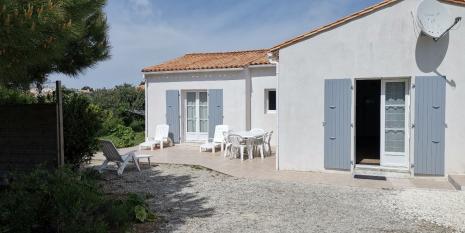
[356,80,381,165]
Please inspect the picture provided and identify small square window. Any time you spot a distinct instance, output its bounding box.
[265,89,276,113]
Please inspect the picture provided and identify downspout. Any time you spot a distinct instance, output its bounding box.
[144,73,148,139]
[245,66,252,130]
[268,52,279,170]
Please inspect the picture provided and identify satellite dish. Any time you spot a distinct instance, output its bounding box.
[417,0,461,41]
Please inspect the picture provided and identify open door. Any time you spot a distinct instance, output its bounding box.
[380,80,410,168]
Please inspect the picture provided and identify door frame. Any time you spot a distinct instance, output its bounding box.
[182,90,209,142]
[380,79,410,168]
[352,77,412,172]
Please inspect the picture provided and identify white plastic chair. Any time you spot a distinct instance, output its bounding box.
[253,134,265,159]
[228,134,247,161]
[139,124,170,151]
[250,128,265,135]
[98,140,141,176]
[223,130,232,158]
[200,125,229,153]
[264,131,273,156]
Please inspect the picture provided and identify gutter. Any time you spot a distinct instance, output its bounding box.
[142,68,245,76]
[268,52,280,171]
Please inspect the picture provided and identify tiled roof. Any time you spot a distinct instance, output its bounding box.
[270,0,465,52]
[142,49,271,73]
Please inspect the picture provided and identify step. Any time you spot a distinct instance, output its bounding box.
[448,175,465,191]
[354,165,411,179]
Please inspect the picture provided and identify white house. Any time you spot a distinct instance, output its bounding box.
[270,0,465,176]
[142,50,277,145]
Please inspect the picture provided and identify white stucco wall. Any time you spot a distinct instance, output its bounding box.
[278,0,465,175]
[145,70,247,142]
[145,66,277,144]
[251,66,278,146]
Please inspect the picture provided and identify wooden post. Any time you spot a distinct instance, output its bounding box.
[56,81,65,167]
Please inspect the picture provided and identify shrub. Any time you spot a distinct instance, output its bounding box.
[129,119,145,132]
[100,110,124,136]
[0,168,155,233]
[0,86,36,104]
[63,93,103,168]
[106,124,136,148]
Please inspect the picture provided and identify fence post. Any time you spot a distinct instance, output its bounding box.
[56,81,64,167]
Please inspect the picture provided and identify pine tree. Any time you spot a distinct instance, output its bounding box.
[0,0,110,89]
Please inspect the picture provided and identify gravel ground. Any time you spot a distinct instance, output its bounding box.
[101,164,464,233]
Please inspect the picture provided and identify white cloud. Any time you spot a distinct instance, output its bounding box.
[127,0,153,17]
[50,0,379,88]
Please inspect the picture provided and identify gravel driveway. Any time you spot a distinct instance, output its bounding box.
[101,164,464,233]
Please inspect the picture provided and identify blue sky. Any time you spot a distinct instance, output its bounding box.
[50,0,381,88]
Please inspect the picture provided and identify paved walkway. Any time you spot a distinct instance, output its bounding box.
[93,144,455,191]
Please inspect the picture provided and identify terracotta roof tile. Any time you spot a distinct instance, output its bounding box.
[270,0,465,52]
[142,49,271,73]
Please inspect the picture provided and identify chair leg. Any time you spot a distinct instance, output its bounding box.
[148,158,151,166]
[212,146,215,154]
[117,160,129,175]
[260,145,264,159]
[132,155,141,172]
[98,160,109,173]
[161,142,164,150]
[240,147,244,161]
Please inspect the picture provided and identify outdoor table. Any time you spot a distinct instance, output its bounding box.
[231,131,266,159]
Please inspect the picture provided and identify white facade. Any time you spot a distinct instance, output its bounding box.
[277,0,465,175]
[145,66,277,145]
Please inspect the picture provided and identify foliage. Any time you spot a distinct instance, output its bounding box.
[129,119,145,132]
[0,167,155,233]
[0,85,36,104]
[99,110,124,135]
[100,124,146,148]
[87,84,145,126]
[63,93,103,168]
[0,0,110,88]
[86,84,145,147]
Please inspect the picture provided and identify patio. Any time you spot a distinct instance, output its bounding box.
[93,144,454,191]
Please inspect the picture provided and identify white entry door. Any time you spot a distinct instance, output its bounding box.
[185,91,208,142]
[380,80,410,167]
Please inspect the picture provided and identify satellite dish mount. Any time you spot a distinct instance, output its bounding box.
[417,0,462,42]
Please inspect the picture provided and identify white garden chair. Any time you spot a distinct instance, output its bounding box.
[264,131,274,156]
[228,134,247,161]
[139,124,170,151]
[98,140,141,176]
[200,125,229,153]
[253,134,266,159]
[250,128,265,135]
[222,130,233,158]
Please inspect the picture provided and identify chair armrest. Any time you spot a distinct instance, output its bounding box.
[124,150,137,157]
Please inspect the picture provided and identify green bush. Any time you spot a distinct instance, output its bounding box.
[105,124,136,148]
[63,93,103,168]
[100,110,124,136]
[0,168,155,233]
[0,86,36,104]
[129,119,145,132]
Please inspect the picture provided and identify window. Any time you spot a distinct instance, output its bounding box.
[265,89,277,113]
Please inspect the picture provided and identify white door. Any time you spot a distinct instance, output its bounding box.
[380,80,410,167]
[185,91,208,142]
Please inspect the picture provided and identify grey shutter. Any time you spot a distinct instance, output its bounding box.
[414,76,446,176]
[208,89,223,139]
[166,90,180,144]
[324,79,352,170]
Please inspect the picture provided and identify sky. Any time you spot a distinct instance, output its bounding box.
[50,0,381,89]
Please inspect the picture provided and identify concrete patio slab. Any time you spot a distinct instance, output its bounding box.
[92,144,456,191]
